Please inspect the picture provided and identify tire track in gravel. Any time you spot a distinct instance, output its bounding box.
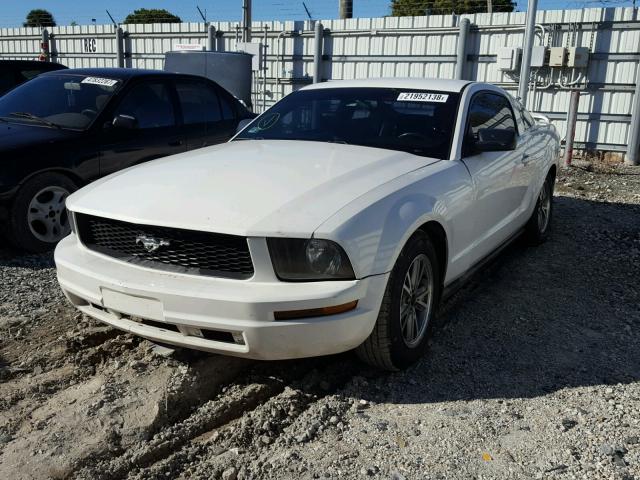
[123,357,362,480]
[70,356,354,480]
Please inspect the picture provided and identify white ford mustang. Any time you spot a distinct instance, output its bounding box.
[55,78,560,370]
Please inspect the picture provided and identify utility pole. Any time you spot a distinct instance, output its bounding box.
[242,0,252,42]
[339,0,353,19]
[487,0,493,14]
[518,0,538,105]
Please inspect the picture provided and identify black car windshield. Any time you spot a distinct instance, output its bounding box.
[0,74,121,130]
[235,87,460,159]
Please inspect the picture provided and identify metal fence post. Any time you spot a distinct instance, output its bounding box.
[563,90,580,167]
[116,27,124,68]
[518,0,538,105]
[626,60,640,165]
[313,22,324,83]
[207,24,216,51]
[454,19,470,80]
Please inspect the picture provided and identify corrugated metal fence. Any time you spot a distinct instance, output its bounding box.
[1,7,639,154]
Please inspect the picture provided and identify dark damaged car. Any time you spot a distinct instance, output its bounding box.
[0,68,253,252]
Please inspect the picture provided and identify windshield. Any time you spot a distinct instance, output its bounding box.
[235,87,460,159]
[0,74,121,130]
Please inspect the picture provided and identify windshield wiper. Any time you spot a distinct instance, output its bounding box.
[9,112,60,129]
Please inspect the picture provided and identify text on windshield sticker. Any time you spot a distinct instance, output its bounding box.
[397,92,449,103]
[81,77,119,88]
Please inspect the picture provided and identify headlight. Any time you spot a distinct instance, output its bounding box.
[267,238,356,281]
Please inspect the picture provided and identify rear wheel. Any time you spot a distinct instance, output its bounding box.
[524,172,555,245]
[4,172,76,253]
[356,231,441,371]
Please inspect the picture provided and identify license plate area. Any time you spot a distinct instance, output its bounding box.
[101,288,164,321]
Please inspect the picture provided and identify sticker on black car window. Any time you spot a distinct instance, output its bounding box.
[81,77,119,88]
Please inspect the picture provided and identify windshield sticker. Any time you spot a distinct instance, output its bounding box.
[81,77,119,88]
[397,92,449,103]
[255,113,280,131]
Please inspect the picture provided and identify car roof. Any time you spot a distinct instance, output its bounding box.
[302,77,477,93]
[39,67,181,81]
[0,60,67,70]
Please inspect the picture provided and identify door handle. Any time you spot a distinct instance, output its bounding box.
[521,153,531,164]
[168,140,184,147]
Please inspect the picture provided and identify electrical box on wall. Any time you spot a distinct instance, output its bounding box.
[497,47,522,72]
[236,42,263,71]
[530,46,548,67]
[548,47,566,67]
[566,47,590,68]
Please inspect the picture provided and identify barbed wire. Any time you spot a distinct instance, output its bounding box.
[1,0,635,28]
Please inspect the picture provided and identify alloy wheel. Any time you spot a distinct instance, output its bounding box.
[537,182,551,233]
[27,186,70,243]
[400,253,434,348]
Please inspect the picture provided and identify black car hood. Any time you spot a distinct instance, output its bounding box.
[0,122,81,152]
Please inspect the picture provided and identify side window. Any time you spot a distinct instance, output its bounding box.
[175,81,222,125]
[217,89,236,120]
[114,82,175,129]
[467,93,516,138]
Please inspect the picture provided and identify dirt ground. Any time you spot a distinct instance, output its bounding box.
[0,161,638,480]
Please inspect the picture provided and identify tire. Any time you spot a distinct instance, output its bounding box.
[356,230,441,371]
[3,172,77,253]
[523,171,555,245]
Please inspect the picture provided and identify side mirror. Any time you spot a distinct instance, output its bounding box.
[112,114,137,130]
[474,128,516,152]
[235,118,253,134]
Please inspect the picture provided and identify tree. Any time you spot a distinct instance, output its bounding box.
[391,0,515,16]
[23,9,56,27]
[124,8,182,24]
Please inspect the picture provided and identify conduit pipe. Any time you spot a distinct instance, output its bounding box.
[518,0,538,105]
[455,18,470,81]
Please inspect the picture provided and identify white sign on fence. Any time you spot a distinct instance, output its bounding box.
[173,43,205,51]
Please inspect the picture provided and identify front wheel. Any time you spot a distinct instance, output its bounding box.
[356,231,441,371]
[4,172,77,253]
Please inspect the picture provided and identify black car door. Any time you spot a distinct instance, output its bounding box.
[174,79,237,150]
[99,79,185,176]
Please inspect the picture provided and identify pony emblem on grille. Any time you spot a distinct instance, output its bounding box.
[135,234,170,253]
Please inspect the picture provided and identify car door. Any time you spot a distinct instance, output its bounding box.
[174,79,233,150]
[513,100,545,219]
[461,91,527,264]
[99,79,185,176]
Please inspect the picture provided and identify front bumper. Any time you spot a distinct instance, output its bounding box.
[54,235,388,360]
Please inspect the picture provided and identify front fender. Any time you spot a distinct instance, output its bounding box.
[314,163,460,279]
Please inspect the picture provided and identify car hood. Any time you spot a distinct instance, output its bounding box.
[68,140,440,237]
[0,121,78,151]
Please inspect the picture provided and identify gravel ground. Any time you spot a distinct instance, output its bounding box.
[0,161,638,480]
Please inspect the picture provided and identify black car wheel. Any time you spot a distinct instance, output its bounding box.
[4,172,77,252]
[524,171,555,245]
[356,230,441,371]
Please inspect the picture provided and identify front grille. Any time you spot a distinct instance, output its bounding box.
[75,213,254,279]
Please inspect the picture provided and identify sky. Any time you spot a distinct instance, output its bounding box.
[0,0,636,27]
